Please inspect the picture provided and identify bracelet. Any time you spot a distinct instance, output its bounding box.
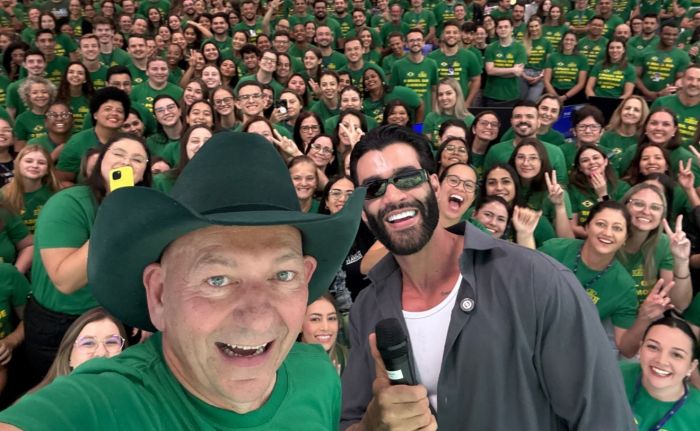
[674,273,690,280]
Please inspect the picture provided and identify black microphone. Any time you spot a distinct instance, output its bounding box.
[375,318,417,386]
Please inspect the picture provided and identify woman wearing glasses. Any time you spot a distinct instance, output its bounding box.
[210,86,237,130]
[559,104,605,167]
[437,162,478,228]
[469,112,501,178]
[620,312,700,428]
[32,307,128,391]
[436,137,469,176]
[23,134,151,386]
[147,95,184,169]
[294,111,324,152]
[305,134,335,190]
[618,183,693,311]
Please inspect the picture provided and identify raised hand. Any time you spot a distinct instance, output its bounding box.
[677,159,695,191]
[663,216,691,261]
[270,129,302,158]
[511,205,542,236]
[545,170,564,206]
[339,122,365,149]
[590,171,608,198]
[639,279,675,322]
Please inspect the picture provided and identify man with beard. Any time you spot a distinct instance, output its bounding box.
[233,0,263,44]
[381,32,406,74]
[207,13,232,53]
[380,3,410,45]
[402,0,437,44]
[627,14,659,60]
[346,8,381,46]
[511,2,526,41]
[483,100,568,186]
[289,0,313,27]
[652,64,700,146]
[597,0,623,39]
[313,0,342,47]
[340,124,635,430]
[635,24,690,102]
[126,35,149,85]
[6,51,46,119]
[340,38,368,90]
[389,29,438,115]
[316,25,348,71]
[181,0,197,21]
[332,0,353,36]
[428,20,481,107]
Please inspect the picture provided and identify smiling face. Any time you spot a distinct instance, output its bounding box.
[187,102,214,128]
[319,75,338,101]
[620,98,644,126]
[287,75,306,94]
[299,116,322,146]
[45,103,73,134]
[436,83,457,112]
[325,177,354,214]
[485,167,516,204]
[68,318,124,369]
[94,100,125,130]
[639,146,668,175]
[437,164,477,223]
[100,137,148,188]
[154,98,181,127]
[514,145,541,180]
[440,139,468,167]
[584,207,627,257]
[201,66,222,89]
[537,98,560,128]
[184,81,204,106]
[577,148,607,177]
[186,127,212,160]
[626,187,665,232]
[640,324,699,400]
[575,115,603,145]
[511,106,539,138]
[300,297,339,352]
[28,83,51,111]
[145,225,316,413]
[290,161,317,201]
[608,41,625,63]
[19,150,49,181]
[473,200,509,238]
[645,111,677,145]
[387,105,409,126]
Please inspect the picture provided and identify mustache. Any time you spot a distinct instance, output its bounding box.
[516,122,532,128]
[378,199,426,221]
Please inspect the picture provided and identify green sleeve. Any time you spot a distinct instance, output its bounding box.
[624,65,636,85]
[683,293,700,326]
[656,234,674,271]
[610,276,639,330]
[515,43,527,64]
[55,137,86,175]
[35,191,93,249]
[6,264,30,307]
[3,211,29,245]
[533,216,557,246]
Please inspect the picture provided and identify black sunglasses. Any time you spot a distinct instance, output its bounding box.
[363,169,429,200]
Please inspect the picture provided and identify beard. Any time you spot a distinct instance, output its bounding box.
[365,189,439,256]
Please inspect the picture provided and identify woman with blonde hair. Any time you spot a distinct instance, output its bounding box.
[423,78,473,147]
[14,77,56,151]
[0,145,61,233]
[521,16,552,102]
[600,95,649,171]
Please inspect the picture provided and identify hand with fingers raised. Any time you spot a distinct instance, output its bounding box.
[663,216,691,262]
[270,129,303,158]
[639,279,675,322]
[545,170,564,206]
[340,122,365,149]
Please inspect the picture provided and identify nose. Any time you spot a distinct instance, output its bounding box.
[92,341,108,358]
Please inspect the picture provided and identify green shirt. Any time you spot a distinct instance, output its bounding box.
[542,25,568,51]
[99,48,131,68]
[380,21,410,45]
[521,186,573,225]
[131,82,184,115]
[602,15,624,39]
[309,100,340,124]
[621,362,700,431]
[483,41,527,102]
[389,57,439,116]
[566,9,595,31]
[9,184,55,234]
[232,20,264,44]
[146,133,180,166]
[567,181,630,225]
[56,129,100,177]
[636,47,691,93]
[577,36,608,67]
[362,85,422,124]
[428,48,482,98]
[500,127,566,146]
[544,52,589,90]
[618,233,674,305]
[137,0,171,17]
[539,238,638,328]
[151,171,176,194]
[31,186,99,314]
[684,291,700,326]
[44,56,71,86]
[599,131,638,172]
[0,263,29,338]
[524,38,552,70]
[589,61,636,98]
[69,95,90,133]
[483,139,569,186]
[0,333,341,430]
[402,9,437,34]
[13,110,46,142]
[651,95,700,146]
[0,209,29,265]
[88,64,108,90]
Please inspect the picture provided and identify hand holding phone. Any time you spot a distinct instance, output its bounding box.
[109,166,135,191]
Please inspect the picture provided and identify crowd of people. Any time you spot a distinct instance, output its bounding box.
[0,0,698,428]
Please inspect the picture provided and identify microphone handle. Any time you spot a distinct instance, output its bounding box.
[384,355,417,386]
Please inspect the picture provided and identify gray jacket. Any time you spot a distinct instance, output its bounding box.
[341,223,635,430]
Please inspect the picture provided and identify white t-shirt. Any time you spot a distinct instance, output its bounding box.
[403,276,461,411]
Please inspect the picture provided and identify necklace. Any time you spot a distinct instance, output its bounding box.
[572,244,614,290]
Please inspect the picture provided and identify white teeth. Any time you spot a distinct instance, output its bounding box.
[652,366,671,376]
[486,227,496,233]
[598,238,612,244]
[387,210,417,222]
[637,217,651,223]
[449,194,464,203]
[218,342,269,357]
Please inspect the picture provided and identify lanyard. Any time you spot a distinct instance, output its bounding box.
[632,376,689,431]
[571,245,613,290]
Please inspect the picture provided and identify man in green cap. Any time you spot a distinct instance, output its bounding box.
[0,132,365,429]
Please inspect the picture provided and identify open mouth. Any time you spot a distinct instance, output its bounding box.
[216,341,272,358]
[650,366,671,377]
[597,237,613,245]
[447,194,464,212]
[386,209,417,224]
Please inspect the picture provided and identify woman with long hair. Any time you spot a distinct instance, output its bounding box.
[146,7,164,38]
[200,41,222,67]
[152,125,213,194]
[544,31,588,104]
[21,134,151,386]
[541,4,568,50]
[302,46,324,86]
[601,95,649,172]
[469,111,501,177]
[361,64,423,124]
[210,86,237,130]
[521,16,552,102]
[274,52,293,88]
[2,41,29,83]
[422,78,472,147]
[436,137,469,176]
[57,62,95,133]
[0,145,61,233]
[586,37,636,99]
[381,100,412,127]
[288,155,319,213]
[180,79,209,116]
[294,111,325,152]
[304,134,335,190]
[220,58,239,88]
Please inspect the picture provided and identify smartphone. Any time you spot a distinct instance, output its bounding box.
[109,166,135,191]
[275,99,288,114]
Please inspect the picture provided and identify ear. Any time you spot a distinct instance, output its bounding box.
[302,255,318,286]
[143,262,167,332]
[690,358,699,376]
[429,172,440,194]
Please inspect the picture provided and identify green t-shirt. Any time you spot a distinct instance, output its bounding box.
[651,95,700,146]
[500,127,566,146]
[636,47,691,93]
[621,362,700,431]
[521,186,573,225]
[627,35,660,62]
[321,50,348,72]
[483,139,569,186]
[0,209,29,265]
[131,82,184,115]
[0,75,9,106]
[137,0,171,17]
[567,181,630,225]
[483,41,527,102]
[602,15,624,39]
[0,263,29,338]
[590,61,637,99]
[618,233,674,305]
[27,135,61,154]
[146,133,180,166]
[524,37,552,70]
[324,114,378,133]
[402,9,437,34]
[88,64,108,90]
[544,52,589,90]
[30,185,99,314]
[13,110,46,142]
[309,100,340,124]
[53,33,78,59]
[389,57,439,115]
[423,113,464,147]
[232,20,264,44]
[577,36,608,67]
[427,48,482,98]
[684,292,700,326]
[5,78,27,116]
[56,129,100,177]
[99,48,132,69]
[151,171,176,194]
[566,9,595,31]
[126,63,148,86]
[617,144,700,187]
[381,53,404,75]
[69,95,90,133]
[43,56,70,87]
[380,21,410,45]
[599,131,638,172]
[542,25,568,51]
[539,238,638,328]
[10,184,54,234]
[0,333,341,430]
[362,85,422,124]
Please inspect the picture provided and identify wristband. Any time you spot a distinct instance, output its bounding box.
[674,273,690,280]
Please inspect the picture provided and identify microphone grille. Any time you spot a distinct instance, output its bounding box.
[375,318,408,358]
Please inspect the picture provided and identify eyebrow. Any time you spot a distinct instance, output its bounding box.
[646,337,690,355]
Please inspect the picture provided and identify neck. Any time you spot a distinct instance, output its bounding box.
[94,124,116,144]
[394,227,463,296]
[22,177,42,193]
[580,241,614,271]
[220,114,237,129]
[408,52,423,62]
[643,378,687,402]
[471,137,489,154]
[499,37,513,46]
[642,32,655,40]
[133,58,148,69]
[84,59,101,72]
[163,122,183,138]
[319,45,332,55]
[323,96,338,108]
[679,91,700,106]
[70,86,82,97]
[0,149,10,162]
[442,44,458,55]
[618,123,636,137]
[32,106,48,115]
[256,70,273,83]
[100,41,114,53]
[348,59,364,70]
[537,124,550,135]
[624,228,648,254]
[299,197,312,212]
[214,33,227,42]
[47,130,70,145]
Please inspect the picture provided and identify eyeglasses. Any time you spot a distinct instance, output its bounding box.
[301,124,321,133]
[515,155,540,163]
[309,143,333,155]
[261,56,277,64]
[444,145,467,155]
[328,189,353,199]
[444,175,478,193]
[154,103,178,114]
[362,169,428,200]
[477,120,499,128]
[213,96,234,106]
[74,335,125,353]
[108,148,148,166]
[627,198,664,213]
[576,124,602,131]
[46,112,73,119]
[238,93,262,101]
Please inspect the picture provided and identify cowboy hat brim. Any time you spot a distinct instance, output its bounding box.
[88,186,365,331]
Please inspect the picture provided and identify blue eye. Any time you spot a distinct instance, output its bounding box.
[276,271,296,282]
[206,275,229,287]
